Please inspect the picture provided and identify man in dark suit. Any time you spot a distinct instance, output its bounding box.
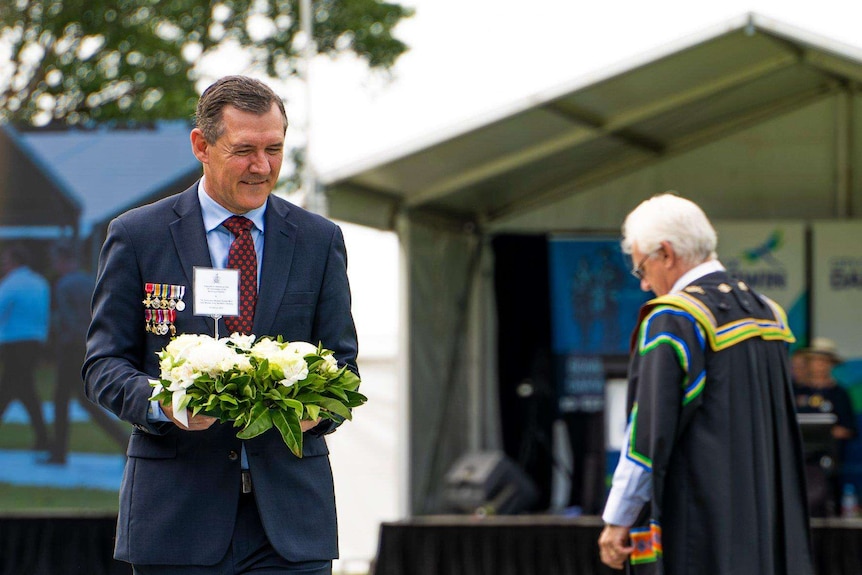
[83,75,358,575]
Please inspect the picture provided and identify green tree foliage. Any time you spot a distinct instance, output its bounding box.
[0,0,412,126]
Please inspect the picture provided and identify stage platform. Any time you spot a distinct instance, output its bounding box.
[0,511,129,575]
[371,514,862,575]
[2,513,860,574]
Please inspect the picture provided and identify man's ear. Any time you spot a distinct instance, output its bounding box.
[659,241,676,269]
[190,129,209,164]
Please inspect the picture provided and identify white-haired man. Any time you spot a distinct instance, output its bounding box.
[598,193,813,574]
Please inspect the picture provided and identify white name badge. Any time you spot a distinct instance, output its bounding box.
[193,267,239,317]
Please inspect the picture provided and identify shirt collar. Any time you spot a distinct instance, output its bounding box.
[671,259,725,294]
[197,177,266,233]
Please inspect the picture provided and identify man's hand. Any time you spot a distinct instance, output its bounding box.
[599,524,634,570]
[300,417,322,433]
[161,402,217,431]
[162,403,319,433]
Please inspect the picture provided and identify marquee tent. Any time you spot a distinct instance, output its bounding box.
[0,127,80,236]
[321,13,862,513]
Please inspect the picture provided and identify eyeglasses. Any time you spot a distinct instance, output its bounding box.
[631,253,652,280]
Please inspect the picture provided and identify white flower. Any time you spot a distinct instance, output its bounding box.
[159,354,175,380]
[270,349,310,387]
[165,333,205,360]
[284,341,318,357]
[186,337,235,376]
[248,338,310,385]
[320,353,340,376]
[168,363,197,390]
[227,333,256,351]
[233,353,253,373]
[250,337,282,359]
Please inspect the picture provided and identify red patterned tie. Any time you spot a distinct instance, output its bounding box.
[223,216,257,335]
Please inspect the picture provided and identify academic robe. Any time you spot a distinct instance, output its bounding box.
[623,271,813,575]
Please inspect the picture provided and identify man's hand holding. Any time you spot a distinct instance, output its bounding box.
[161,402,217,431]
[599,524,634,570]
[300,417,322,433]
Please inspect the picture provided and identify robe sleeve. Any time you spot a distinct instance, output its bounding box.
[628,305,707,521]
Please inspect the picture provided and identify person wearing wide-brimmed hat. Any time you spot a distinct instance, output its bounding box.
[795,338,856,440]
[794,337,857,516]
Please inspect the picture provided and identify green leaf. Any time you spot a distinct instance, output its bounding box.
[295,392,326,404]
[272,409,303,458]
[177,393,192,411]
[325,387,349,401]
[338,371,362,391]
[218,393,238,406]
[305,404,320,421]
[305,357,325,372]
[237,402,273,439]
[316,397,353,421]
[284,398,304,414]
[263,389,283,401]
[344,390,368,407]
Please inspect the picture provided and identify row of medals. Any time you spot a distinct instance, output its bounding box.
[143,283,186,335]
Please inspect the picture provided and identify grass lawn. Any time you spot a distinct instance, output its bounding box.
[0,483,119,512]
[0,421,129,453]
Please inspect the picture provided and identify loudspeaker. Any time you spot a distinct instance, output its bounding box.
[442,450,539,515]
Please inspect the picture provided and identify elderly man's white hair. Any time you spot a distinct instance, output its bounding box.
[621,193,718,266]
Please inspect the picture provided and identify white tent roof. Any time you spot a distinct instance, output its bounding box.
[323,13,862,230]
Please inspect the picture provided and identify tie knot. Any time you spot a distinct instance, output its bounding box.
[223,215,253,236]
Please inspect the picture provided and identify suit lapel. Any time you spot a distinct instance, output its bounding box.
[254,197,297,336]
[169,186,216,334]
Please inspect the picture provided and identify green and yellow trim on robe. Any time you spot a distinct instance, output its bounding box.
[627,403,652,469]
[645,291,795,352]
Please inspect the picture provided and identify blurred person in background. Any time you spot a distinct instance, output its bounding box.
[793,337,857,516]
[791,348,809,387]
[42,243,128,465]
[0,243,51,451]
[598,193,812,574]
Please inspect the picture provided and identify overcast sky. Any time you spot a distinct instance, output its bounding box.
[304,0,862,175]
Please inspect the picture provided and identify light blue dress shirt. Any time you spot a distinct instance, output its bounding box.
[197,179,266,286]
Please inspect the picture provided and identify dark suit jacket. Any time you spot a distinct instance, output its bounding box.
[83,184,358,565]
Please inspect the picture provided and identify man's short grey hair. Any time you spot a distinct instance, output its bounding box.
[621,192,717,266]
[195,75,288,143]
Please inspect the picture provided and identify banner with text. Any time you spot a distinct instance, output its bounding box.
[715,221,807,348]
[812,221,862,359]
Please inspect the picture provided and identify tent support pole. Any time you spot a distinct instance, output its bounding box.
[835,87,853,218]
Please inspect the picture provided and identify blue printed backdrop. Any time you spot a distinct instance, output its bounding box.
[0,243,126,509]
[549,237,650,356]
